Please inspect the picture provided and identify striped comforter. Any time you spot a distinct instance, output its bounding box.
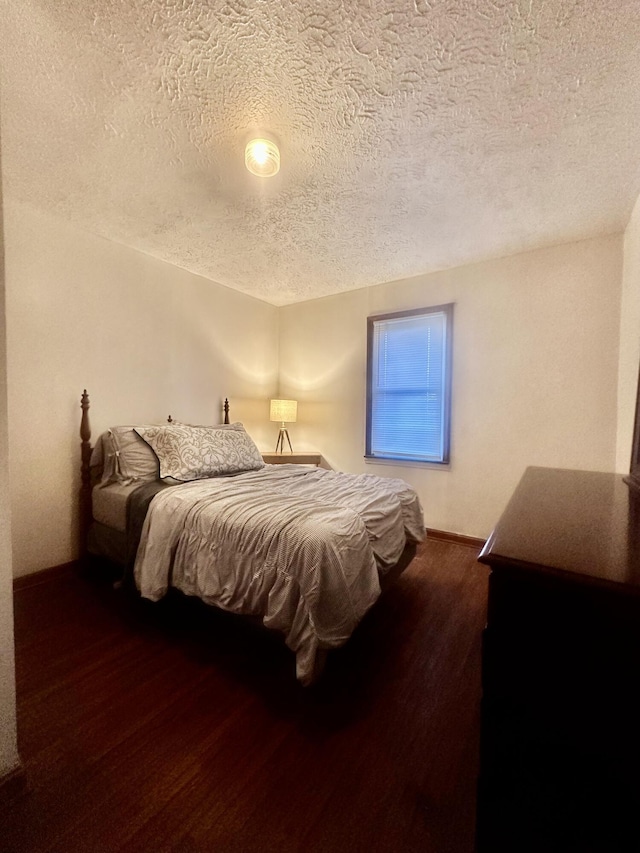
[134,464,424,684]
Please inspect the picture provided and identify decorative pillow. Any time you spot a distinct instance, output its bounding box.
[134,423,264,481]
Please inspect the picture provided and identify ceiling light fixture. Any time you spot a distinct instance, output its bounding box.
[245,138,280,177]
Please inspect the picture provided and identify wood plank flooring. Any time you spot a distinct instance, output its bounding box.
[1,539,488,853]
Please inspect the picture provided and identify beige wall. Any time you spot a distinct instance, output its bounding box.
[279,235,623,539]
[0,140,19,777]
[616,193,640,473]
[2,202,628,571]
[4,201,279,577]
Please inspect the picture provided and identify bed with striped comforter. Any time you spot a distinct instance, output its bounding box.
[134,464,424,684]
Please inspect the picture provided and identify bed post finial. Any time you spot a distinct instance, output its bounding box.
[223,397,230,425]
[80,390,91,467]
[80,390,92,557]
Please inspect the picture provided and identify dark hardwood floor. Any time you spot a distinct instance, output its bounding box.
[1,539,488,853]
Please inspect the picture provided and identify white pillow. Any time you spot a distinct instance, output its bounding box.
[99,426,160,485]
[134,423,264,481]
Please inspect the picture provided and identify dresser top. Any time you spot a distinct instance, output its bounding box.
[479,467,640,589]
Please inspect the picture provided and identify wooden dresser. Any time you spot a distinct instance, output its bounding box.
[477,467,640,852]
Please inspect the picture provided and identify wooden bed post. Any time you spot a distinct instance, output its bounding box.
[80,390,92,557]
[223,398,230,424]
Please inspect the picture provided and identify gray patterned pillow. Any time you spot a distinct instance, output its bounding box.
[134,423,264,480]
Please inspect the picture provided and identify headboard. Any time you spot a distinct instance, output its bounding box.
[78,390,230,555]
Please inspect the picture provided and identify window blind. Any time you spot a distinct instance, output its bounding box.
[368,309,450,462]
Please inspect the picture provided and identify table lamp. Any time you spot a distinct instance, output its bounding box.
[270,399,297,453]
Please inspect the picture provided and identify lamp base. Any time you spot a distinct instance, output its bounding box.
[275,427,293,454]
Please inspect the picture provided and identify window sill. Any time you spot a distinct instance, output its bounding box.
[364,455,451,471]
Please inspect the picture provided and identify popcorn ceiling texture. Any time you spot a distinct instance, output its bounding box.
[3,0,640,305]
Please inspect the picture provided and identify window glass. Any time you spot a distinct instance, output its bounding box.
[366,305,453,463]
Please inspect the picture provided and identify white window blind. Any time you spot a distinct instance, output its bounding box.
[367,306,452,463]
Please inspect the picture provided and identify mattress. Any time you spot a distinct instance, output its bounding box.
[91,482,142,532]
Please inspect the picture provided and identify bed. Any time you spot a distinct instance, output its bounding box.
[79,391,425,684]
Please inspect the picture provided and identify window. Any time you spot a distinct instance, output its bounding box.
[366,304,453,464]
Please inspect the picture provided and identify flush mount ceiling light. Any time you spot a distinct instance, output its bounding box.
[245,138,280,177]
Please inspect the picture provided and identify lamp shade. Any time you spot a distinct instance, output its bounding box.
[270,399,297,423]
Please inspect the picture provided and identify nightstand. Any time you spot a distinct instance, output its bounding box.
[262,452,322,466]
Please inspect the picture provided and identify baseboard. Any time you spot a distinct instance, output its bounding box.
[13,561,80,592]
[426,528,486,551]
[11,537,485,592]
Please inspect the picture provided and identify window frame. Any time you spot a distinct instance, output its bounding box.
[365,303,454,465]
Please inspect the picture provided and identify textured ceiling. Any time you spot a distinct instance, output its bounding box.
[3,0,640,305]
